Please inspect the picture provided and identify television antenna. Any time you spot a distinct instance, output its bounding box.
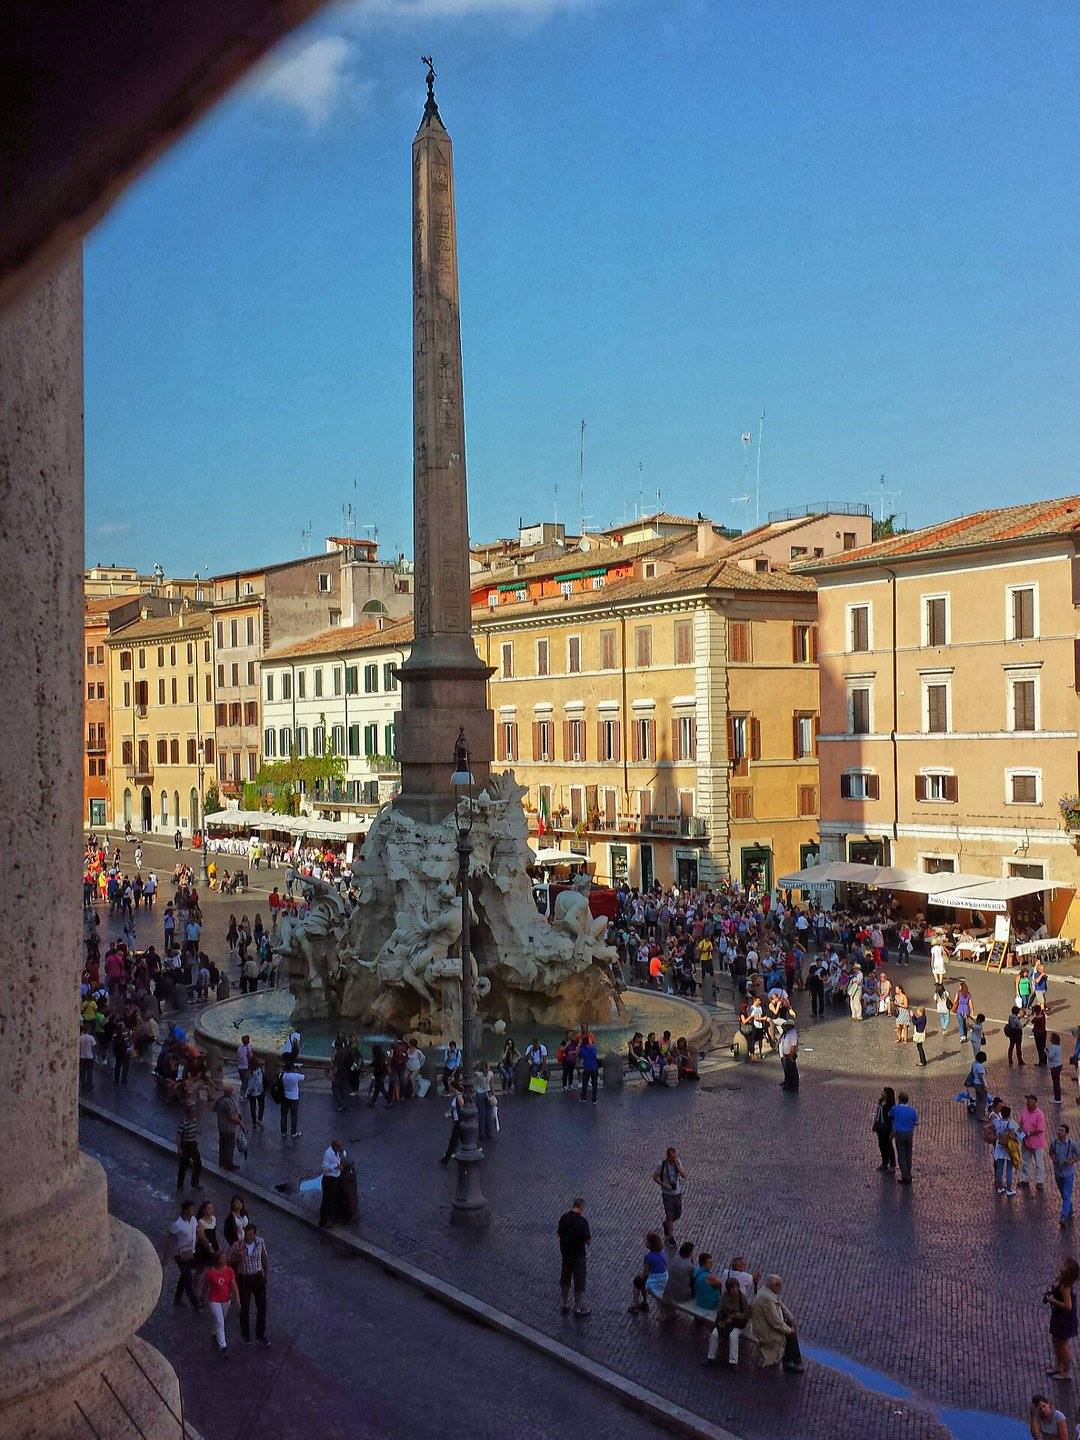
[300,522,312,554]
[866,472,900,524]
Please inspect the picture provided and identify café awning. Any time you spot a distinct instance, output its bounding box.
[777,859,1063,911]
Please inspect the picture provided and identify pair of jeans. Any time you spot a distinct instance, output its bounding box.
[894,1132,913,1182]
[956,1014,969,1042]
[580,1069,598,1101]
[248,1092,265,1126]
[113,1051,130,1084]
[79,1058,94,1089]
[562,1062,576,1090]
[780,1055,799,1090]
[174,1255,199,1306]
[177,1141,202,1188]
[1052,1066,1063,1103]
[994,1155,1015,1190]
[1008,1036,1024,1065]
[279,1098,299,1135]
[708,1322,745,1365]
[218,1130,236,1169]
[237,1273,267,1339]
[876,1130,895,1169]
[477,1092,493,1138]
[1056,1169,1075,1221]
[560,1256,587,1305]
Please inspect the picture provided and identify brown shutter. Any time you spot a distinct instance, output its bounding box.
[689,718,697,761]
[792,625,800,664]
[866,774,880,800]
[511,723,518,762]
[563,720,571,760]
[671,717,681,762]
[840,773,852,799]
[1074,639,1080,690]
[613,720,622,763]
[792,714,800,759]
[585,784,598,819]
[647,719,656,760]
[812,715,819,756]
[579,721,587,762]
[810,625,818,662]
[750,716,761,761]
[631,721,641,762]
[914,774,926,801]
[944,774,958,803]
[533,721,541,759]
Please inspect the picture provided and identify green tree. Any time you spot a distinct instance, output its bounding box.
[872,512,907,541]
[203,781,221,816]
[248,719,348,815]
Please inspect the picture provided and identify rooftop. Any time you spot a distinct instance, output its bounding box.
[106,608,212,643]
[803,495,1080,572]
[264,616,414,662]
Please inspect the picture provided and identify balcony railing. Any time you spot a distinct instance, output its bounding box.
[86,743,106,755]
[126,766,153,783]
[542,813,709,841]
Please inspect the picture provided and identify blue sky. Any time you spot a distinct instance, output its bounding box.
[85,0,1080,574]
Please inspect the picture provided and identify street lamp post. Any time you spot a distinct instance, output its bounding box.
[450,727,491,1229]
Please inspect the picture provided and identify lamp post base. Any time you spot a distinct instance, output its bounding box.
[450,1151,492,1229]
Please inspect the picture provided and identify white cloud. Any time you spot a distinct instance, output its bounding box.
[252,36,357,126]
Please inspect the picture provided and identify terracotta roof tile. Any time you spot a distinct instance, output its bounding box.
[264,617,413,662]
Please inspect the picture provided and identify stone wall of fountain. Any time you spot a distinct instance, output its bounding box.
[273,771,622,1043]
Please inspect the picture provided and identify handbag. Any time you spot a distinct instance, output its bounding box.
[528,1075,548,1095]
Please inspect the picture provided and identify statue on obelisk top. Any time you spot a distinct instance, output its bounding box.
[394,59,494,826]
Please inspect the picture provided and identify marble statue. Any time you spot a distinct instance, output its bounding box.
[273,770,622,1040]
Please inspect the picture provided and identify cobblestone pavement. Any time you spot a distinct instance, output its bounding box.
[87,857,1077,1438]
[82,1113,680,1440]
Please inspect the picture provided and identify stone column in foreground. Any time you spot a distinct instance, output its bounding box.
[0,254,183,1440]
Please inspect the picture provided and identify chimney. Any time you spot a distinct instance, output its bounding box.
[696,520,718,556]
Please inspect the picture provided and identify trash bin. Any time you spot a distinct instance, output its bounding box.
[601,1052,624,1090]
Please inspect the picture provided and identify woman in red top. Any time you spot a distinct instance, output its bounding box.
[203,1250,240,1355]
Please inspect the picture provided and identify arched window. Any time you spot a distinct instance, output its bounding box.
[160,790,168,826]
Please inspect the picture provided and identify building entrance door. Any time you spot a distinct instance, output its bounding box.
[140,786,152,832]
[639,843,654,892]
[89,798,106,828]
[848,838,887,867]
[676,853,698,889]
[740,845,772,894]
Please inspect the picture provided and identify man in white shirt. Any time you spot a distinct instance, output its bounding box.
[79,1027,97,1090]
[236,1036,254,1097]
[779,1024,800,1091]
[525,1040,549,1078]
[720,1255,759,1302]
[319,1139,345,1227]
[168,1200,200,1308]
[279,1064,304,1137]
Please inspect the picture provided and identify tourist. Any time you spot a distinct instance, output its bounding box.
[1018,967,1034,1012]
[969,1013,986,1057]
[579,1032,600,1104]
[1032,1006,1049,1067]
[247,1060,265,1128]
[557,1197,591,1317]
[219,1196,249,1249]
[847,967,863,1020]
[176,1106,203,1190]
[654,1147,687,1240]
[475,1060,495,1138]
[750,1274,804,1373]
[705,1276,752,1369]
[1006,1007,1026,1067]
[930,938,947,986]
[629,1232,669,1314]
[368,1043,393,1109]
[953,980,974,1043]
[992,1102,1021,1197]
[778,1023,799,1091]
[214,1085,244,1170]
[524,1038,549,1079]
[1021,1094,1048,1190]
[1049,1033,1064,1104]
[663,1241,696,1307]
[873,1086,897,1172]
[1027,1395,1068,1440]
[499,1036,520,1092]
[203,1247,240,1357]
[912,1007,929,1066]
[194,1200,220,1269]
[112,1019,132,1085]
[805,961,825,1018]
[168,1199,200,1309]
[278,1059,304,1137]
[890,1091,918,1185]
[1044,1257,1079,1380]
[329,1039,351,1113]
[319,1139,345,1227]
[79,1024,96,1090]
[1050,1125,1080,1224]
[439,1076,464,1165]
[893,985,910,1045]
[934,984,951,1036]
[442,1040,462,1094]
[405,1039,426,1097]
[971,1050,989,1121]
[228,1222,270,1347]
[558,1031,578,1092]
[691,1251,723,1320]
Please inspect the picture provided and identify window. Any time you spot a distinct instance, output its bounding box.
[364,663,378,694]
[1007,771,1040,804]
[203,738,214,764]
[123,681,130,708]
[96,645,104,665]
[229,703,242,726]
[567,636,581,674]
[592,575,605,590]
[600,629,616,670]
[186,643,192,664]
[121,739,133,766]
[849,686,871,735]
[915,772,958,802]
[597,717,621,762]
[674,619,693,666]
[487,592,498,609]
[790,545,808,560]
[281,672,292,701]
[924,595,948,647]
[345,666,358,696]
[313,667,323,698]
[215,702,228,725]
[925,682,949,734]
[333,667,342,697]
[204,674,211,702]
[247,661,256,686]
[533,719,554,761]
[384,723,395,757]
[559,581,573,598]
[264,728,276,757]
[840,771,879,800]
[229,618,238,648]
[797,785,817,817]
[170,645,176,666]
[729,714,748,775]
[156,678,164,705]
[383,663,397,691]
[86,646,95,667]
[156,738,168,764]
[673,713,697,762]
[497,720,519,762]
[329,610,341,627]
[501,643,514,679]
[266,673,274,702]
[848,605,870,653]
[364,723,378,757]
[565,717,586,762]
[247,753,258,781]
[133,679,148,708]
[119,650,132,671]
[843,531,857,550]
[86,682,94,700]
[331,724,345,756]
[631,716,654,762]
[793,713,816,758]
[169,737,179,765]
[155,646,163,667]
[634,627,652,668]
[312,724,325,756]
[292,669,303,700]
[295,727,309,758]
[137,648,145,668]
[731,789,753,820]
[347,724,361,758]
[216,621,224,648]
[1009,585,1036,640]
[244,702,258,725]
[279,727,292,757]
[186,738,197,764]
[728,621,750,663]
[246,616,255,646]
[1010,677,1037,732]
[317,572,332,593]
[792,624,815,664]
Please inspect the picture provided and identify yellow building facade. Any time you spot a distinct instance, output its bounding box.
[106,605,217,834]
[474,559,821,892]
[808,498,1080,937]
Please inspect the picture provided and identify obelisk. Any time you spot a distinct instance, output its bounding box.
[395,59,493,825]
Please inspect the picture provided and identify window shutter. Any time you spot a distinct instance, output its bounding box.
[1074,639,1080,690]
[563,720,572,760]
[809,625,818,662]
[866,774,880,800]
[585,784,598,818]
[671,717,681,762]
[812,715,819,756]
[631,722,641,763]
[613,720,622,763]
[579,722,587,762]
[646,719,656,760]
[792,714,800,759]
[791,626,800,664]
[533,722,542,759]
[689,718,697,761]
[944,774,958,803]
[510,723,518,762]
[914,774,926,801]
[750,716,761,761]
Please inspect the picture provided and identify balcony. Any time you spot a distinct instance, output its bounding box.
[541,813,709,843]
[85,743,105,755]
[126,766,153,784]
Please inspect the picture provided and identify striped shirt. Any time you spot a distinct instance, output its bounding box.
[228,1237,269,1277]
[178,1116,198,1147]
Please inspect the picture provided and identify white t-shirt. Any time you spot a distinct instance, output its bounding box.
[79,1033,96,1060]
[322,1145,343,1178]
[281,1070,304,1101]
[170,1215,198,1257]
[722,1268,756,1301]
[778,1028,799,1058]
[236,1043,253,1070]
